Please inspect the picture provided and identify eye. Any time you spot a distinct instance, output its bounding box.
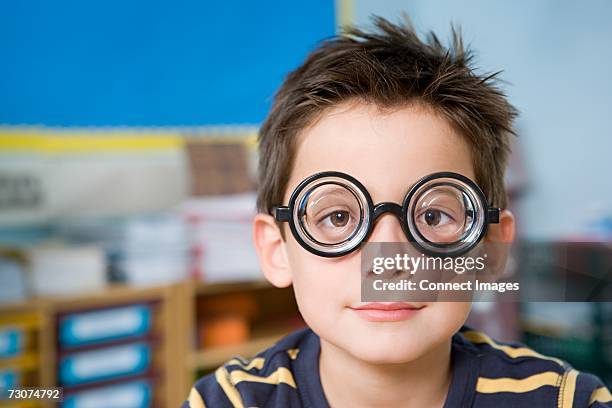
[419,209,454,227]
[319,210,352,228]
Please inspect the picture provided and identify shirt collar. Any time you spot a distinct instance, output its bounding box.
[292,328,479,408]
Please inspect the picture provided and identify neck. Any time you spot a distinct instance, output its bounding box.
[319,337,452,408]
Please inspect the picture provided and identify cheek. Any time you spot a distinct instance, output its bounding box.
[424,302,472,336]
[285,241,362,327]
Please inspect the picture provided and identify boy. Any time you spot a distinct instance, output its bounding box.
[183,17,611,407]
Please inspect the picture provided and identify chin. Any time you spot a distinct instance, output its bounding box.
[319,323,433,364]
[344,336,429,364]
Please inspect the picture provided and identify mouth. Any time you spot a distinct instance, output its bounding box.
[348,302,426,322]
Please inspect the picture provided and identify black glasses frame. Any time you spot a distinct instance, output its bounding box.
[272,171,500,258]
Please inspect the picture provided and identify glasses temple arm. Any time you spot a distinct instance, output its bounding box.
[272,206,291,222]
[487,208,500,224]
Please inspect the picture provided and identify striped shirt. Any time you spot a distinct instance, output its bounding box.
[182,327,612,407]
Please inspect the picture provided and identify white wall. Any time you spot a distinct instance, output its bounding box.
[354,0,612,239]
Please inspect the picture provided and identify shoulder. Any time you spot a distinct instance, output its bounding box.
[455,327,611,407]
[183,328,314,408]
[456,326,569,374]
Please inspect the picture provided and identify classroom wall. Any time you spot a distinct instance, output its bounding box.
[0,0,336,126]
[354,0,612,239]
[3,0,611,238]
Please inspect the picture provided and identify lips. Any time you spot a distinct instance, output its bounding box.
[349,302,426,322]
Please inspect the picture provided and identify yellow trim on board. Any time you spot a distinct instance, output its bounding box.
[476,371,561,394]
[463,330,565,366]
[0,134,183,152]
[0,129,258,153]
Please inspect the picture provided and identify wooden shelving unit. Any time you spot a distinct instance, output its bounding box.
[0,284,188,407]
[187,280,300,373]
[195,280,272,296]
[0,280,301,407]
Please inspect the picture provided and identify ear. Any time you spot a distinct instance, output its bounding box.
[486,209,515,243]
[481,210,515,281]
[252,213,293,288]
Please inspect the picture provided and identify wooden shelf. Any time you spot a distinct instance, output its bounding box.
[0,282,191,408]
[0,352,38,371]
[0,280,274,313]
[190,332,287,370]
[195,280,272,296]
[0,283,177,313]
[0,279,300,406]
[0,401,40,408]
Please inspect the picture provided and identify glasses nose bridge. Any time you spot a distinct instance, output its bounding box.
[372,202,404,222]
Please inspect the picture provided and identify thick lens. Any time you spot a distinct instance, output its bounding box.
[299,183,363,245]
[413,185,475,244]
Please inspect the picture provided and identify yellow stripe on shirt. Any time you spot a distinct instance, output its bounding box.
[215,366,245,408]
[287,348,300,360]
[463,330,565,366]
[476,371,562,394]
[188,387,207,408]
[559,369,578,408]
[227,357,265,371]
[590,386,612,405]
[229,367,297,389]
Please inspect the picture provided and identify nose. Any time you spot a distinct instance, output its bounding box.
[368,212,407,243]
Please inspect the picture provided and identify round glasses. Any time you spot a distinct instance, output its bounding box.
[273,171,500,257]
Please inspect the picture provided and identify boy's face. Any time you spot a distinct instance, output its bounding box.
[258,101,484,363]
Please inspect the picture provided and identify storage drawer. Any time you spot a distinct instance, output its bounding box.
[61,379,153,408]
[0,368,18,389]
[58,342,151,386]
[0,329,22,359]
[58,304,153,348]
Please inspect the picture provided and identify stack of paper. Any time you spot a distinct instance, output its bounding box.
[180,192,261,282]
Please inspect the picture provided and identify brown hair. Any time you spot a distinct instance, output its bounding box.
[256,16,518,214]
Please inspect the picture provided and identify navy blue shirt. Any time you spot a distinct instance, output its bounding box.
[183,327,611,407]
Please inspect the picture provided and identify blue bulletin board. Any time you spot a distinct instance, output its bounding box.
[0,1,337,126]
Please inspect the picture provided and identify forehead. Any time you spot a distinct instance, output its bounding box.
[286,101,475,203]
